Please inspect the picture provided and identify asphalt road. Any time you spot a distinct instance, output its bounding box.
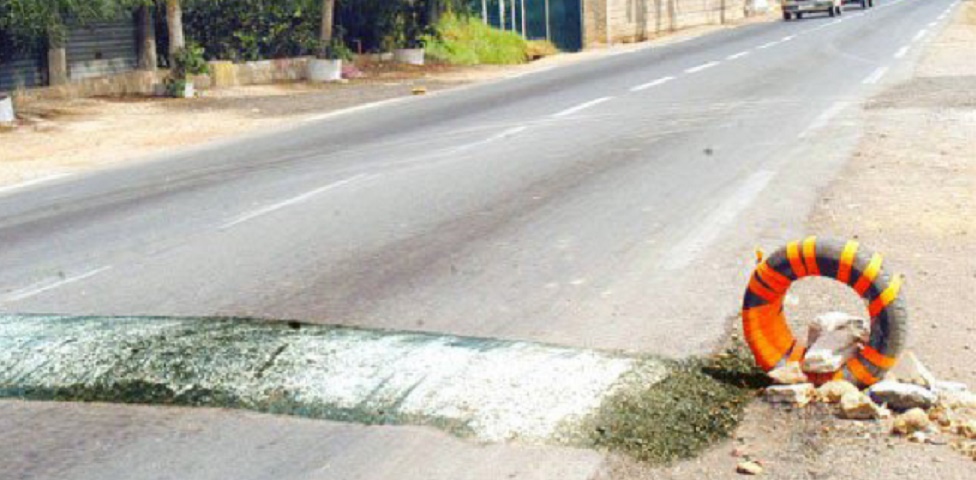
[0,0,963,477]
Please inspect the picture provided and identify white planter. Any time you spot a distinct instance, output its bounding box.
[394,48,425,66]
[308,58,343,82]
[182,80,195,98]
[0,95,14,123]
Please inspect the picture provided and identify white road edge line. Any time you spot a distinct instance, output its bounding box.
[862,66,889,85]
[684,61,720,74]
[630,76,676,92]
[221,174,369,229]
[662,170,776,271]
[0,174,71,196]
[894,45,910,59]
[551,96,613,118]
[1,266,113,303]
[303,97,411,123]
[756,41,779,50]
[726,51,750,60]
[781,35,796,42]
[913,29,927,42]
[927,21,937,27]
[798,101,850,139]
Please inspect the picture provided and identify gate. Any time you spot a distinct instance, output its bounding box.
[475,0,583,52]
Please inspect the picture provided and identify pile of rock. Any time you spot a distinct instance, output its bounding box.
[763,352,976,461]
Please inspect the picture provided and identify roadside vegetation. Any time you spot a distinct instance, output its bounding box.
[423,13,560,65]
[590,344,768,463]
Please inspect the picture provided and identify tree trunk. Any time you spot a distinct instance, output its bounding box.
[138,6,157,71]
[46,17,68,86]
[320,0,335,43]
[166,0,185,61]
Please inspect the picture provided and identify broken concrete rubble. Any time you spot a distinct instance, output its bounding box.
[892,408,932,435]
[736,460,764,475]
[818,380,860,403]
[957,420,976,439]
[765,384,817,407]
[884,352,937,388]
[768,362,808,385]
[839,391,883,420]
[939,390,976,409]
[803,312,870,373]
[869,381,938,410]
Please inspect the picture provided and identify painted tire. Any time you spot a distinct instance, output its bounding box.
[742,237,907,388]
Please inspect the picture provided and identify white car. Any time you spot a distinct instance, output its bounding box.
[782,0,843,19]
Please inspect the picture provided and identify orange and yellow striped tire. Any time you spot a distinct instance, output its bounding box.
[742,237,907,388]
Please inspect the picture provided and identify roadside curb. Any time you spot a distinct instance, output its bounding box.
[0,314,654,444]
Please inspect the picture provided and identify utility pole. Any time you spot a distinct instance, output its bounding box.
[510,0,516,36]
[499,0,506,30]
[482,0,488,24]
[520,0,527,38]
[545,0,551,42]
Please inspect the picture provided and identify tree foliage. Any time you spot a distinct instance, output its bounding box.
[0,0,151,41]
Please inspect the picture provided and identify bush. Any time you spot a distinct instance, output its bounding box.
[422,13,528,65]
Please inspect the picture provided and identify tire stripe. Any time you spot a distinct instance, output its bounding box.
[853,253,884,295]
[802,236,820,276]
[846,357,879,385]
[868,274,902,317]
[787,241,807,278]
[757,262,791,293]
[837,240,859,284]
[860,346,897,369]
[749,275,780,304]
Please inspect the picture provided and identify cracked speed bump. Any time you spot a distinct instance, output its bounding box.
[0,315,657,443]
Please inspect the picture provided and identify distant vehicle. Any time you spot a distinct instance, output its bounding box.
[844,0,875,10]
[782,0,845,19]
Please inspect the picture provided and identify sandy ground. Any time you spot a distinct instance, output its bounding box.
[605,1,976,478]
[0,15,776,188]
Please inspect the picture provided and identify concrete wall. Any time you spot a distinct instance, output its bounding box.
[205,57,312,88]
[584,0,753,46]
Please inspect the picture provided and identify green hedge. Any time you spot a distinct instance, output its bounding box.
[423,13,528,65]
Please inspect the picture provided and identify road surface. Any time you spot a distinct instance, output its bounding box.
[0,0,963,477]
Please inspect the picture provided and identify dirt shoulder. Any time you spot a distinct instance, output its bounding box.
[0,15,776,188]
[605,1,976,478]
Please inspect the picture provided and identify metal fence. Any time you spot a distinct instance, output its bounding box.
[472,0,583,52]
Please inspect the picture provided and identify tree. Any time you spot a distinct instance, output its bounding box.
[320,0,334,44]
[165,0,184,61]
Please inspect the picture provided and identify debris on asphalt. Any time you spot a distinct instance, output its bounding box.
[957,420,976,439]
[884,352,937,388]
[892,408,933,435]
[869,380,938,410]
[768,362,808,385]
[765,384,817,407]
[802,312,869,373]
[736,460,764,475]
[818,380,860,403]
[839,391,884,420]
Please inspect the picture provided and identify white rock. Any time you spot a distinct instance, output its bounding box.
[869,381,938,410]
[885,352,936,388]
[803,312,869,373]
[932,380,969,393]
[736,460,764,475]
[768,361,809,385]
[939,390,976,409]
[765,383,817,407]
[839,391,882,420]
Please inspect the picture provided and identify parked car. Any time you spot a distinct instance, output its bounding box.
[782,0,844,19]
[843,0,874,10]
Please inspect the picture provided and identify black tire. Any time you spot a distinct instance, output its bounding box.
[869,0,874,7]
[796,11,804,19]
[828,6,835,16]
[783,11,792,20]
[837,5,844,14]
[861,0,867,8]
